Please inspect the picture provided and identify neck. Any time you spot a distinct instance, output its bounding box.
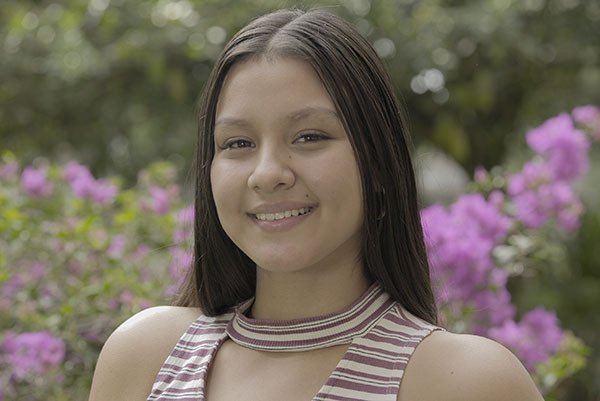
[251,262,370,320]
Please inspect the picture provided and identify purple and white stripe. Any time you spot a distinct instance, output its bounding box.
[146,315,231,400]
[146,285,441,400]
[226,284,395,352]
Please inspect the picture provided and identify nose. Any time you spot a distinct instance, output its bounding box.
[247,145,295,193]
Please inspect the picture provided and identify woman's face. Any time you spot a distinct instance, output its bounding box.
[211,57,363,275]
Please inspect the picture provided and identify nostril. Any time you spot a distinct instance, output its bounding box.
[247,164,295,193]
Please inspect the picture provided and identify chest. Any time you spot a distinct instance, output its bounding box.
[205,340,350,401]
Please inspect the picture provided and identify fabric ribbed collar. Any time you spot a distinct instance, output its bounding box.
[225,283,394,352]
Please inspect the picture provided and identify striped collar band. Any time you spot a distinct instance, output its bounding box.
[225,284,394,352]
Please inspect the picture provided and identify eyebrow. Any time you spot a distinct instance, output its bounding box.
[287,106,340,121]
[214,106,340,127]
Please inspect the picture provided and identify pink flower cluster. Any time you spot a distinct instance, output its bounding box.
[421,193,515,330]
[508,162,583,231]
[489,308,563,371]
[422,191,566,370]
[21,166,54,198]
[138,185,180,215]
[508,110,594,232]
[63,161,118,205]
[1,331,65,379]
[420,107,600,371]
[526,113,589,181]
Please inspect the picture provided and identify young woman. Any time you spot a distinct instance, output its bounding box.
[89,8,545,401]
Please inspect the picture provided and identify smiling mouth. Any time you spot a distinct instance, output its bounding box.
[253,207,314,221]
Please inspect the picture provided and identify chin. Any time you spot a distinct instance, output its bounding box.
[253,254,317,274]
[255,260,308,274]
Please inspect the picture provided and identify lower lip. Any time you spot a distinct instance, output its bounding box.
[250,209,315,232]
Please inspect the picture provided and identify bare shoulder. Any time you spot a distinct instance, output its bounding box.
[398,330,544,401]
[88,305,202,401]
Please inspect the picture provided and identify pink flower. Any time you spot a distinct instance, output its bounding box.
[526,113,590,181]
[421,192,519,334]
[451,193,512,243]
[70,172,95,198]
[508,161,552,196]
[472,286,515,333]
[512,190,548,229]
[572,105,600,140]
[21,166,54,198]
[176,205,195,224]
[150,186,171,214]
[521,308,563,351]
[556,202,584,232]
[508,161,584,231]
[1,331,65,379]
[92,179,118,205]
[63,161,118,205]
[421,194,511,312]
[63,161,91,182]
[489,308,563,371]
[512,182,583,231]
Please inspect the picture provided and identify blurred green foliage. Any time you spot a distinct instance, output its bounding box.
[1,0,599,399]
[1,0,599,179]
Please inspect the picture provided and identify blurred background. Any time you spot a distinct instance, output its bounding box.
[1,0,599,399]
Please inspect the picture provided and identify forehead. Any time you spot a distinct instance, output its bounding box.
[215,57,336,119]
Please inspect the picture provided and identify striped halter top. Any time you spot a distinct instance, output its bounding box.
[147,284,441,400]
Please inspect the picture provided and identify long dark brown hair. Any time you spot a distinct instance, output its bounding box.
[174,8,438,325]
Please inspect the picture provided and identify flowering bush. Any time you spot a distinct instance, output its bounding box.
[421,105,599,394]
[0,105,598,400]
[0,159,192,400]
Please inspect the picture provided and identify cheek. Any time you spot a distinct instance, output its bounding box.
[321,154,362,199]
[307,159,363,224]
[210,163,239,216]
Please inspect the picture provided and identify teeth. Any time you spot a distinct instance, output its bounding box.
[255,207,312,221]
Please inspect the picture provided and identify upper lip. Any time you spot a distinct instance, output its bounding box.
[247,202,318,215]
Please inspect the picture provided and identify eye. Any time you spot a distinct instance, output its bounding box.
[294,131,329,144]
[220,138,254,150]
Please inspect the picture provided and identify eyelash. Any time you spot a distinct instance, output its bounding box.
[294,131,329,143]
[221,139,254,150]
[219,131,329,150]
